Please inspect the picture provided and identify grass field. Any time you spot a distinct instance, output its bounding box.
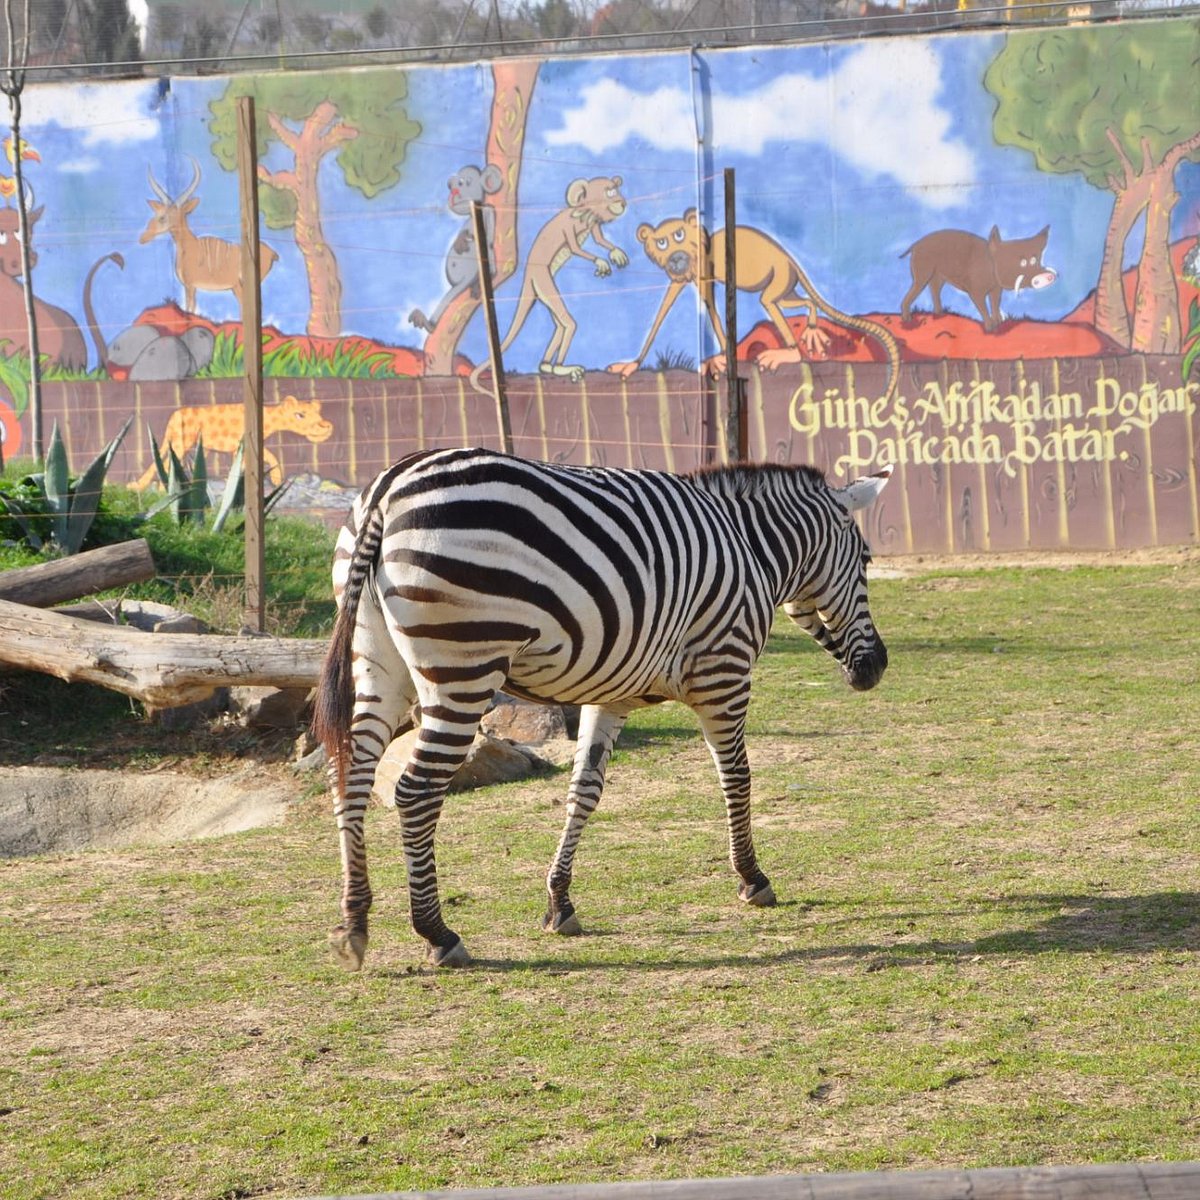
[1,554,1199,1199]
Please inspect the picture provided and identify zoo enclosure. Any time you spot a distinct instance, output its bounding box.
[1,12,1198,559]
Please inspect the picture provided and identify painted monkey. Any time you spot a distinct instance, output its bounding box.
[409,163,504,333]
[494,175,629,381]
[608,209,899,400]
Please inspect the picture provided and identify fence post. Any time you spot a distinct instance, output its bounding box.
[723,168,746,462]
[237,94,266,633]
[473,201,513,454]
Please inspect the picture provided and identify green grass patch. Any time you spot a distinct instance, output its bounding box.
[1,471,337,766]
[1,558,1199,1196]
[1,465,337,636]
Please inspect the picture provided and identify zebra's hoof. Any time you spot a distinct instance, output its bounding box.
[544,910,583,936]
[429,938,472,968]
[330,926,367,971]
[738,880,777,908]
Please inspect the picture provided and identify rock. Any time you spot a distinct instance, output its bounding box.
[118,599,209,634]
[454,735,549,790]
[482,695,567,745]
[152,613,208,635]
[293,726,319,760]
[292,743,327,775]
[52,599,123,624]
[535,737,579,768]
[147,688,228,731]
[371,730,550,803]
[0,765,292,857]
[229,686,313,729]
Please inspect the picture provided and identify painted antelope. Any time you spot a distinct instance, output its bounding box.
[141,156,278,313]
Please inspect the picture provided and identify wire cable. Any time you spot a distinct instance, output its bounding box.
[13,0,1199,78]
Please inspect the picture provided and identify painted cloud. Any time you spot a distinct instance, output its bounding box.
[546,42,974,209]
[25,79,160,149]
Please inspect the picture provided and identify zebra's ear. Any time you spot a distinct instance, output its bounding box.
[833,464,893,514]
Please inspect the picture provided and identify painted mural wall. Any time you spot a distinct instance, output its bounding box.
[1,18,1198,552]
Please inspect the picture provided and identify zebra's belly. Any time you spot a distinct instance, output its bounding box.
[505,639,682,707]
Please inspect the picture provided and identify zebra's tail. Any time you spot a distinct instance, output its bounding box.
[311,498,387,795]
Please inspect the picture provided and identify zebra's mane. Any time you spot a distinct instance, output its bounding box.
[685,461,828,501]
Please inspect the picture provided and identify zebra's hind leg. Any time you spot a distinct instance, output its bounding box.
[329,652,418,972]
[395,669,510,966]
[695,702,776,910]
[544,704,628,936]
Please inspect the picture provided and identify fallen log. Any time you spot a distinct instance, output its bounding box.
[0,539,157,608]
[0,596,327,708]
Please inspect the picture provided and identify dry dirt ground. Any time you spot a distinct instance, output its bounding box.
[2,544,1196,859]
[873,544,1200,576]
[0,764,302,857]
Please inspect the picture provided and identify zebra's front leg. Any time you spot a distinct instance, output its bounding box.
[696,705,776,909]
[544,705,628,935]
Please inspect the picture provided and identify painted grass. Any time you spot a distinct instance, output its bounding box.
[1,558,1199,1199]
[197,331,406,379]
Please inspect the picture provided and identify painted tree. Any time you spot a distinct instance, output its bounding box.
[985,25,1200,354]
[208,71,420,338]
[420,60,539,376]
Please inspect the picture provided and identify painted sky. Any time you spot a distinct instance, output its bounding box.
[13,21,1200,374]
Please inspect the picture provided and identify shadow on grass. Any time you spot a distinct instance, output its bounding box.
[617,724,700,750]
[443,891,1200,975]
[968,890,1200,954]
[763,632,1031,658]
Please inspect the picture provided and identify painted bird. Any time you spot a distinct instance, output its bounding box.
[3,136,39,164]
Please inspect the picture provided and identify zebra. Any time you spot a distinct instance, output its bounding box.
[312,446,891,969]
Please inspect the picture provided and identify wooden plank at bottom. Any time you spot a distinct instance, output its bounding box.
[304,1162,1200,1200]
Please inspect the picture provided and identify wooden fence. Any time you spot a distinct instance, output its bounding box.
[33,353,1200,554]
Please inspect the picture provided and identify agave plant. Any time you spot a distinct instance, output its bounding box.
[0,414,134,555]
[141,427,289,532]
[145,425,211,526]
[210,439,291,533]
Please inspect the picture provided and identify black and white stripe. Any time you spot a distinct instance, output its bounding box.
[312,446,891,968]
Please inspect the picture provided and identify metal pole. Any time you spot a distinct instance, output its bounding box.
[473,200,513,454]
[237,94,266,632]
[723,168,746,462]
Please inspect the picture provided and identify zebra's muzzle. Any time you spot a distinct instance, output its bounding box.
[844,638,888,692]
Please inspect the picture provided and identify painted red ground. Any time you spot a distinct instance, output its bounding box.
[738,235,1197,365]
[133,234,1199,376]
[736,310,1123,365]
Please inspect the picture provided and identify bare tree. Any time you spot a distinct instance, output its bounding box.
[0,0,41,459]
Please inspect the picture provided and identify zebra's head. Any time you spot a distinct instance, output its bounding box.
[782,466,892,692]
